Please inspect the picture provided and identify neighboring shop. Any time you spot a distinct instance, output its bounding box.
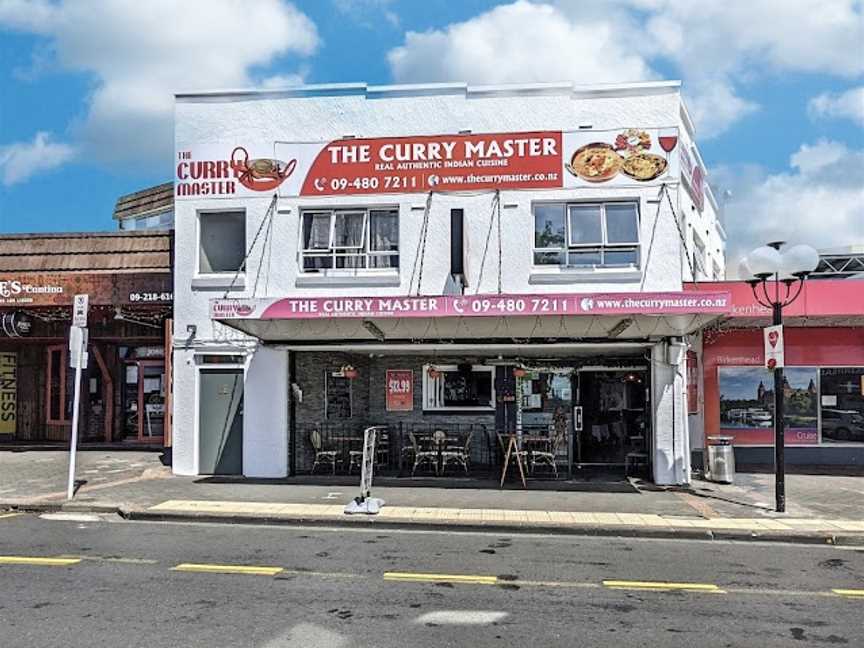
[171,80,727,485]
[688,280,864,467]
[0,231,173,446]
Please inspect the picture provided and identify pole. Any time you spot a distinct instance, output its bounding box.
[66,341,84,500]
[773,301,785,513]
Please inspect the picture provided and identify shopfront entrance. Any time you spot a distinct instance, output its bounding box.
[574,367,650,472]
[122,358,166,443]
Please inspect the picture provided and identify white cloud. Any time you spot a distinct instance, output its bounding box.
[333,0,399,28]
[258,73,307,89]
[809,86,864,126]
[0,132,76,186]
[715,140,864,275]
[388,0,864,137]
[388,1,655,86]
[0,0,318,171]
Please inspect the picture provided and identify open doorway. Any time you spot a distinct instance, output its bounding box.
[575,368,650,473]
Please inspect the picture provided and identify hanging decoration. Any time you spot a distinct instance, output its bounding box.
[341,364,359,379]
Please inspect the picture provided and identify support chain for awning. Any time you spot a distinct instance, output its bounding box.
[408,192,433,296]
[475,189,502,294]
[660,183,705,280]
[222,193,278,299]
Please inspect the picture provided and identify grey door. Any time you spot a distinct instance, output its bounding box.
[199,369,243,475]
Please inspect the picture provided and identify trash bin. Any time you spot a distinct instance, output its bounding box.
[707,435,735,484]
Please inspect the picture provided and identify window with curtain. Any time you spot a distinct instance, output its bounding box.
[533,201,640,269]
[301,208,399,272]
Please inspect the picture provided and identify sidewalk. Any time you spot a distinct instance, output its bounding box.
[2,450,863,545]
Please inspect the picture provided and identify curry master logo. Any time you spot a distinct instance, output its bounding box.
[175,147,298,197]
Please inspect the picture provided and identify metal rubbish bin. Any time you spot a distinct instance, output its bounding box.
[707,435,735,484]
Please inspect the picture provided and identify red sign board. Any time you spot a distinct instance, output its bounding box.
[386,370,413,412]
[299,131,562,196]
[176,127,681,199]
[686,350,699,414]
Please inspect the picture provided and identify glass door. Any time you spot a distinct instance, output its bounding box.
[121,359,165,443]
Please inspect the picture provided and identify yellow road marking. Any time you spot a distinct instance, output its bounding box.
[603,580,723,593]
[384,571,498,586]
[832,589,864,599]
[0,556,81,566]
[172,563,283,576]
[0,513,20,520]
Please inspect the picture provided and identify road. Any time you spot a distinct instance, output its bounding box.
[0,512,861,647]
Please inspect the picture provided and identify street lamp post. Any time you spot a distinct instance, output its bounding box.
[739,242,819,513]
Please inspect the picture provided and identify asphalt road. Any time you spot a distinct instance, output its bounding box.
[0,512,861,648]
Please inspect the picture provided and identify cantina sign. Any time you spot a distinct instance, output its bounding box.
[176,127,680,198]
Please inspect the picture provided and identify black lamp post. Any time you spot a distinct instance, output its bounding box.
[740,241,819,513]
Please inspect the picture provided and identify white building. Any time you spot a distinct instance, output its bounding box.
[171,80,728,485]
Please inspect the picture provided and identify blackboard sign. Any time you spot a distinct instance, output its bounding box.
[325,372,352,420]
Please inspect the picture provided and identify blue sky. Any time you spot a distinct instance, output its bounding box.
[1,0,862,265]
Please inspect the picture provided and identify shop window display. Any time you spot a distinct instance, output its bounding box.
[819,368,864,444]
[718,366,818,445]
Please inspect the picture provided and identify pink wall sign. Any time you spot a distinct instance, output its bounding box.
[209,291,732,321]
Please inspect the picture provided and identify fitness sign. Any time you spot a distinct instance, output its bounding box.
[175,127,679,199]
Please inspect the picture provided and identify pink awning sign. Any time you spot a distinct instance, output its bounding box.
[210,291,731,321]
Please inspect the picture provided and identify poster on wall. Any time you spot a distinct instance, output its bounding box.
[718,366,818,445]
[175,127,680,200]
[686,350,699,414]
[386,370,413,412]
[0,352,16,434]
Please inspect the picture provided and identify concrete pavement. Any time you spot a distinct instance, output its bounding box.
[2,450,864,545]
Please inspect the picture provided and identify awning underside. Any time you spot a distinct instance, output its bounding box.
[215,313,722,343]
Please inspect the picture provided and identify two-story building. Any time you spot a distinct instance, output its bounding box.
[171,81,728,485]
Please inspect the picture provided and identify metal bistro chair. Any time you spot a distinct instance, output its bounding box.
[411,431,440,476]
[441,433,472,475]
[310,428,338,475]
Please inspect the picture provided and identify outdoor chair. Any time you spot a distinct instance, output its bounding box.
[411,431,440,476]
[441,434,472,474]
[529,433,564,477]
[310,428,338,475]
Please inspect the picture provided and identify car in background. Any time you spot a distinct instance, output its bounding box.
[821,408,864,442]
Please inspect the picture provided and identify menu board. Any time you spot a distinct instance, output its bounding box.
[325,372,352,420]
[386,370,413,412]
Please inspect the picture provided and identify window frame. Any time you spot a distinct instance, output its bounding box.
[299,206,400,274]
[196,209,247,277]
[532,200,641,270]
[422,364,496,412]
[46,344,69,425]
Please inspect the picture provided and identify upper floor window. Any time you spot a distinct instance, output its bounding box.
[199,211,246,274]
[301,208,399,272]
[533,202,640,269]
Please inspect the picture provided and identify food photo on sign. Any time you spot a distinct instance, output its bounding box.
[175,127,680,200]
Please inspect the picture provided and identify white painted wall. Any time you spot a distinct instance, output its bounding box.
[171,82,720,478]
[243,346,288,478]
[651,341,691,485]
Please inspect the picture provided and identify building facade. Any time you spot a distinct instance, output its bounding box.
[171,81,727,484]
[688,280,864,468]
[0,231,173,445]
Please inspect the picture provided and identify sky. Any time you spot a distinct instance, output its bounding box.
[1,0,862,272]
